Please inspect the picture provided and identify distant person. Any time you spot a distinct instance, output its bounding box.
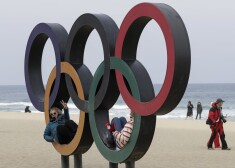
[104,111,134,149]
[43,100,78,144]
[210,102,221,148]
[207,98,230,150]
[195,102,202,119]
[25,106,31,113]
[186,101,193,119]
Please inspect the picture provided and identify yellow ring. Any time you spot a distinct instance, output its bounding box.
[44,62,85,156]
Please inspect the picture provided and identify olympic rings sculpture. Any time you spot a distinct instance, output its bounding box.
[24,2,190,163]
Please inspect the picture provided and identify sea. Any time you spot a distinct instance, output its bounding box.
[0,84,235,122]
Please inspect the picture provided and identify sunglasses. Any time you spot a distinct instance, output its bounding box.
[50,112,57,116]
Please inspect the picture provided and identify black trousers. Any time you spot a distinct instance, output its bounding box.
[207,125,228,149]
[196,113,201,119]
[57,120,78,144]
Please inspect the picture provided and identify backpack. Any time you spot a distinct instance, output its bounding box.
[206,106,216,125]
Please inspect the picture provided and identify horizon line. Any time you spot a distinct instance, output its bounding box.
[0,82,235,86]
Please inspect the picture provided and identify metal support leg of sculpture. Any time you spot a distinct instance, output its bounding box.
[61,155,69,168]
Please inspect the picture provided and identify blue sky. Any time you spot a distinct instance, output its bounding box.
[0,0,235,85]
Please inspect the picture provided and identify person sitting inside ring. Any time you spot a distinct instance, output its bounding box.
[104,110,134,149]
[43,100,78,144]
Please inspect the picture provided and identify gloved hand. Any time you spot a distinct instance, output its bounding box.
[105,122,115,132]
[222,118,227,123]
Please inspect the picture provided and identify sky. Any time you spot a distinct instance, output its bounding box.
[0,0,235,85]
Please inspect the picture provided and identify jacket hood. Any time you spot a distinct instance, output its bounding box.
[211,102,216,107]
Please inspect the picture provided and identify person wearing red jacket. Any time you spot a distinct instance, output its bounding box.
[207,98,230,150]
[210,102,221,148]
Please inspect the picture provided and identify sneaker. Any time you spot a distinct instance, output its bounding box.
[222,147,231,150]
[116,147,120,151]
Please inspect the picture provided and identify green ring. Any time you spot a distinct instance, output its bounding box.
[88,57,142,163]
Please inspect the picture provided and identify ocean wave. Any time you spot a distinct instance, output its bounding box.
[67,103,129,110]
[0,102,32,106]
[0,101,234,122]
[112,104,129,110]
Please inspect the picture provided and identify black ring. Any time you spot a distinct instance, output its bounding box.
[65,13,119,112]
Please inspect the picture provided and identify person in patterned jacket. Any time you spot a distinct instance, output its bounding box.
[105,111,134,149]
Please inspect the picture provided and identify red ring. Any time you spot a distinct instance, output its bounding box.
[115,3,175,116]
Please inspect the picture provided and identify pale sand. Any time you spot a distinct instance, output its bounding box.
[0,112,234,168]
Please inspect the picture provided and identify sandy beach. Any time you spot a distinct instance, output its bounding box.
[0,112,234,168]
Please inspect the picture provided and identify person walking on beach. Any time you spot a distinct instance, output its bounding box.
[43,100,78,144]
[25,106,31,113]
[207,98,230,150]
[210,102,221,148]
[196,102,202,119]
[186,101,194,119]
[105,111,134,149]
